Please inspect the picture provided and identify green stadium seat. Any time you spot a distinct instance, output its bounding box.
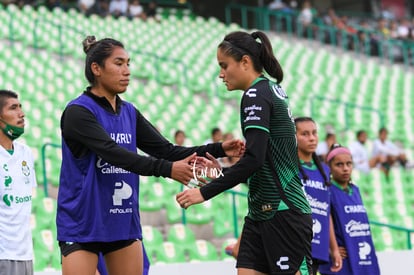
[34,197,57,230]
[142,225,164,262]
[185,200,214,225]
[165,195,184,224]
[167,223,196,253]
[188,239,219,262]
[155,241,186,263]
[32,229,59,270]
[140,182,167,212]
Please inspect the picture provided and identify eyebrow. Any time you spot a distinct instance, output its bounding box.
[114,57,130,62]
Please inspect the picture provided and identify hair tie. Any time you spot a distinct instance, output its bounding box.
[326,147,351,162]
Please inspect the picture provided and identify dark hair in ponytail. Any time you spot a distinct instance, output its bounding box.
[218,31,283,83]
[295,116,330,186]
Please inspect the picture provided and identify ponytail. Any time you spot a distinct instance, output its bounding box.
[251,31,283,83]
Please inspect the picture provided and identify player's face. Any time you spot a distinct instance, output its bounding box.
[217,48,248,91]
[0,97,25,128]
[329,154,353,185]
[94,46,130,95]
[296,121,318,155]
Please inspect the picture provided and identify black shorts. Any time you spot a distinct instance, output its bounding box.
[236,210,313,274]
[59,240,137,257]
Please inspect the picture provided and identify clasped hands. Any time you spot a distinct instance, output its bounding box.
[171,139,245,209]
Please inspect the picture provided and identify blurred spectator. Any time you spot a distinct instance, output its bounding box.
[377,18,390,38]
[78,0,95,15]
[297,0,313,37]
[128,0,146,20]
[145,0,160,21]
[268,0,285,11]
[349,130,385,174]
[316,132,336,162]
[204,127,223,144]
[372,127,409,177]
[174,129,186,146]
[45,0,61,11]
[109,0,128,17]
[397,18,411,39]
[389,20,399,39]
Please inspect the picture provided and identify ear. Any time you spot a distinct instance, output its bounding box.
[91,62,101,77]
[240,55,251,70]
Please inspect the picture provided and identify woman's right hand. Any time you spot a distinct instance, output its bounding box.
[171,153,197,185]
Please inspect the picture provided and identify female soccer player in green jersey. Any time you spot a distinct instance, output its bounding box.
[177,31,313,275]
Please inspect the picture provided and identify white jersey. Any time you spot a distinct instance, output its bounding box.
[349,141,370,173]
[0,141,37,260]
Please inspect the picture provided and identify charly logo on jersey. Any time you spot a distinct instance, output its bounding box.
[96,157,130,174]
[345,220,371,237]
[312,219,322,244]
[276,256,289,270]
[344,204,366,213]
[110,180,133,214]
[302,179,328,191]
[305,193,329,216]
[110,132,132,144]
[358,241,373,265]
[245,88,257,97]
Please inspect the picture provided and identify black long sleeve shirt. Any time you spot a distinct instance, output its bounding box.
[200,128,268,200]
[61,89,226,178]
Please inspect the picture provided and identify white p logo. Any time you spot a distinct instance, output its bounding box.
[112,180,132,206]
[358,242,371,260]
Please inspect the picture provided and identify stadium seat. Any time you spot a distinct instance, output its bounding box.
[35,197,57,230]
[142,225,165,262]
[140,182,167,212]
[167,223,196,253]
[188,239,219,262]
[32,229,59,271]
[154,241,186,264]
[185,200,214,225]
[165,195,184,224]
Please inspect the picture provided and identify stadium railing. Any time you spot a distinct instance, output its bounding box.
[224,3,414,66]
[309,95,385,132]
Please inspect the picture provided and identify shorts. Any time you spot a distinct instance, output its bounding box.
[59,239,137,257]
[0,259,33,275]
[236,210,313,274]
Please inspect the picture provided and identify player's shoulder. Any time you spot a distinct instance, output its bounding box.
[13,141,35,156]
[242,78,273,100]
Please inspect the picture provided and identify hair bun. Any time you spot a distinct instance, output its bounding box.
[83,35,98,53]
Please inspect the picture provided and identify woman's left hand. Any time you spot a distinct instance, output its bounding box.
[176,188,205,209]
